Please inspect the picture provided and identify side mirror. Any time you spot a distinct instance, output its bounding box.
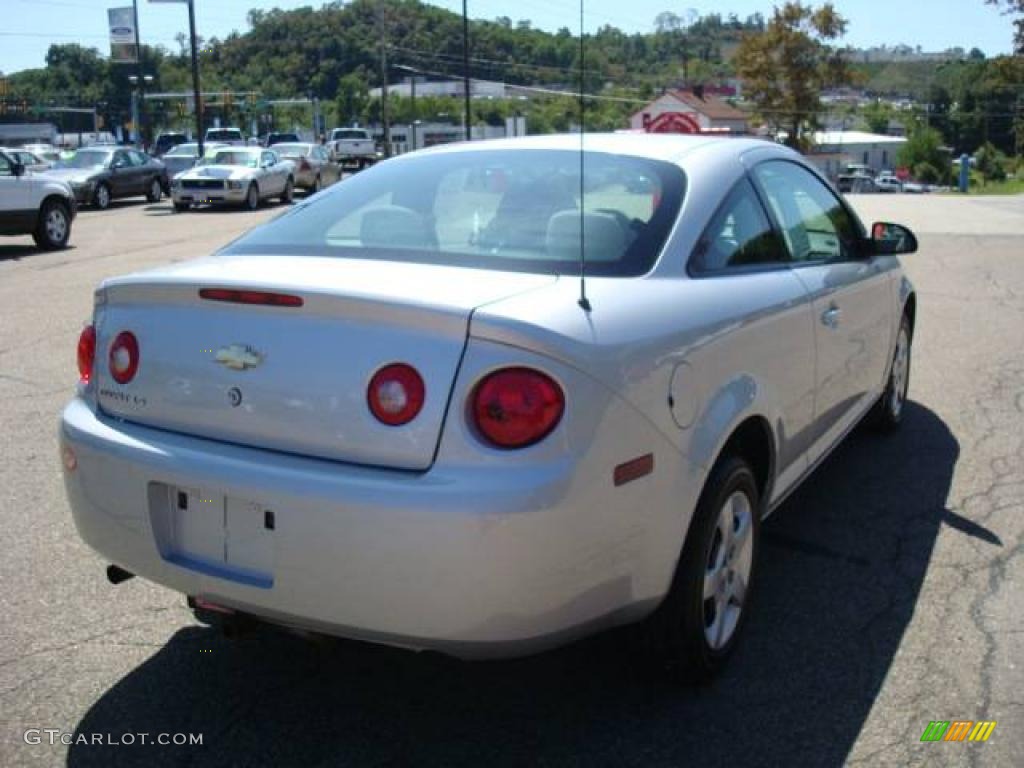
[870,222,918,255]
[11,162,26,178]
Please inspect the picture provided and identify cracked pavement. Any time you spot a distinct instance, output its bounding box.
[0,193,1021,767]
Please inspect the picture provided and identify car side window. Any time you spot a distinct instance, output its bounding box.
[752,161,860,263]
[0,153,11,176]
[129,150,149,166]
[691,178,785,273]
[262,151,275,166]
[112,151,129,168]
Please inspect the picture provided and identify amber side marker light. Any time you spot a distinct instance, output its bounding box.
[614,453,654,487]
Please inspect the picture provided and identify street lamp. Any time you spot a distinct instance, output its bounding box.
[127,74,154,147]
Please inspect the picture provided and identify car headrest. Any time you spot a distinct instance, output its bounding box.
[546,210,628,262]
[360,205,432,249]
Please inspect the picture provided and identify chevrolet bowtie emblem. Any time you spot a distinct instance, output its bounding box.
[215,344,263,371]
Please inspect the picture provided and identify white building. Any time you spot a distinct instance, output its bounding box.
[809,131,908,177]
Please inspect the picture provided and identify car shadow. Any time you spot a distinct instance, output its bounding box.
[0,244,43,261]
[68,401,970,767]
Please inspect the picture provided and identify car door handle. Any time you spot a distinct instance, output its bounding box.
[821,306,842,328]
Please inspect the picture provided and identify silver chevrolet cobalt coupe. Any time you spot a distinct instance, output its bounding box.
[61,134,918,681]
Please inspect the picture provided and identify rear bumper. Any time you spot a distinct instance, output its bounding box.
[60,392,684,658]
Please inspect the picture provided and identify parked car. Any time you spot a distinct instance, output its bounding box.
[0,148,76,249]
[170,146,294,211]
[60,134,918,682]
[327,126,376,168]
[264,132,301,147]
[204,127,246,146]
[153,132,189,157]
[160,142,227,179]
[270,142,340,193]
[0,147,52,172]
[874,175,903,193]
[21,143,62,164]
[46,146,168,209]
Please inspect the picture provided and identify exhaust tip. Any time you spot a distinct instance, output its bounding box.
[106,564,135,585]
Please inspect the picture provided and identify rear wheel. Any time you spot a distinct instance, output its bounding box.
[280,177,294,204]
[311,175,322,194]
[871,314,911,431]
[640,456,760,683]
[244,183,259,211]
[146,177,163,203]
[93,182,111,210]
[32,199,71,250]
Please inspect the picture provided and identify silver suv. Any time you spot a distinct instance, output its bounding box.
[0,149,76,249]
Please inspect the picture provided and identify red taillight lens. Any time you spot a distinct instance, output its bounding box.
[109,331,140,384]
[300,158,311,171]
[472,368,564,449]
[77,324,96,383]
[367,363,425,426]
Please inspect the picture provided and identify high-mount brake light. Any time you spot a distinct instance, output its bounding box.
[199,288,304,307]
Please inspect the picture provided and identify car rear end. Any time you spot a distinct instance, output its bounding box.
[60,139,693,656]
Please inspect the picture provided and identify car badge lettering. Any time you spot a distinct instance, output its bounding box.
[215,344,263,371]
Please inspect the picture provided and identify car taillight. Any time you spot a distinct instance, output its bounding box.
[299,158,311,171]
[77,324,96,383]
[367,363,425,426]
[472,368,564,449]
[109,331,140,384]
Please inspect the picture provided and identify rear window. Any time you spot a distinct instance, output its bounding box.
[207,129,242,141]
[332,130,368,140]
[223,149,685,277]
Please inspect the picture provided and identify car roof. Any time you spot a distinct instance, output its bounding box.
[406,132,790,168]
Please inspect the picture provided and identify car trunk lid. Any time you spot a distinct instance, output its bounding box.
[94,255,556,470]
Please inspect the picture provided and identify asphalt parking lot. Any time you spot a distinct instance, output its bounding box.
[1,192,1022,767]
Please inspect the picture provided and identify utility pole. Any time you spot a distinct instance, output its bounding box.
[379,4,390,157]
[187,0,204,155]
[462,0,471,140]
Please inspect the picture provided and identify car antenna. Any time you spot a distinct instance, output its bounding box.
[577,0,591,312]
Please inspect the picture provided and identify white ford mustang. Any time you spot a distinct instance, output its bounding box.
[60,134,918,681]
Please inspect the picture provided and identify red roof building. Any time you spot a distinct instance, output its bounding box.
[629,88,749,135]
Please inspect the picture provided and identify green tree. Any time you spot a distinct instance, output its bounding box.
[734,2,853,149]
[975,141,1008,183]
[898,126,950,183]
[985,1,1024,53]
[334,73,370,126]
[861,100,893,134]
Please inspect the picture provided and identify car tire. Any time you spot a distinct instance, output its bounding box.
[245,183,259,211]
[172,202,190,213]
[312,175,321,193]
[32,198,71,250]
[640,455,760,684]
[146,177,163,203]
[280,177,294,204]
[871,313,912,431]
[93,183,111,210]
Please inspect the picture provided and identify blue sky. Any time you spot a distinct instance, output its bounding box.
[2,0,1015,75]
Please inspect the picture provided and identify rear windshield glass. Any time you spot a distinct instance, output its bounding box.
[204,150,258,167]
[274,143,311,156]
[223,149,685,276]
[332,130,368,140]
[207,129,242,141]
